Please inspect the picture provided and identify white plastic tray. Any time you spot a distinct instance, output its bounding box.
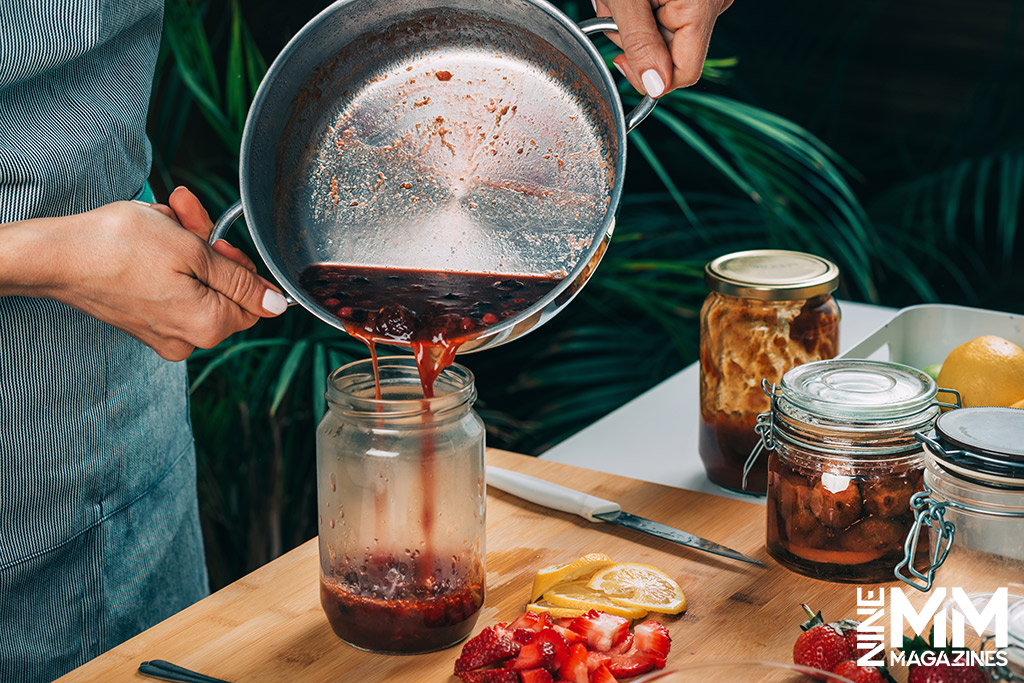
[840,303,1024,368]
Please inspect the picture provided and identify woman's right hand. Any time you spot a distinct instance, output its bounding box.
[2,191,287,361]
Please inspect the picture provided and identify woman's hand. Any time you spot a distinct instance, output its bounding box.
[4,188,287,361]
[594,0,734,97]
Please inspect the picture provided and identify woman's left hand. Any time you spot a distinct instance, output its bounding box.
[594,0,734,97]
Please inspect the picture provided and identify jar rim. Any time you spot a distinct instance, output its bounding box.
[326,356,476,418]
[704,249,839,301]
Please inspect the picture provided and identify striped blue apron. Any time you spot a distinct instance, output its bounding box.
[0,3,208,681]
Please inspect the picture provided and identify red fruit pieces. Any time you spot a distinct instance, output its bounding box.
[569,610,630,652]
[519,668,555,683]
[456,669,520,683]
[908,663,988,683]
[833,660,885,683]
[605,652,659,679]
[511,610,554,633]
[509,629,569,672]
[809,477,862,529]
[591,664,619,683]
[793,624,854,674]
[550,623,584,645]
[607,633,634,657]
[455,625,522,674]
[558,642,590,683]
[454,611,671,683]
[586,650,612,673]
[632,621,671,665]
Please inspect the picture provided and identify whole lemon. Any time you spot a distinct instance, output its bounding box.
[936,335,1024,408]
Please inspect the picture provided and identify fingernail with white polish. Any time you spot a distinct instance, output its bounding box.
[262,290,288,315]
[131,199,153,207]
[591,0,597,12]
[612,61,626,78]
[641,69,665,98]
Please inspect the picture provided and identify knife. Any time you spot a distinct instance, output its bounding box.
[486,466,764,566]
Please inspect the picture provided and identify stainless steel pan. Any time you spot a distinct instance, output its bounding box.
[213,0,654,353]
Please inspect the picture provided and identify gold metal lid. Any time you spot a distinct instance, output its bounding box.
[704,249,839,301]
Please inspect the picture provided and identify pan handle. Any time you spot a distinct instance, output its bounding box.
[211,200,297,306]
[578,17,658,132]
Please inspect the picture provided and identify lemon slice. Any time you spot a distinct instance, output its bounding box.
[586,563,687,614]
[543,580,649,619]
[530,552,615,602]
[524,601,586,619]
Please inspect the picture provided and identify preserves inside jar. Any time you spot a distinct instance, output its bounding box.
[699,292,840,493]
[320,551,484,653]
[766,451,930,583]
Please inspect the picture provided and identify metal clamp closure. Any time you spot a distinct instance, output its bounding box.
[894,488,957,592]
[742,380,782,491]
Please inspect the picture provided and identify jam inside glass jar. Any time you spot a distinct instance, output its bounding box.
[699,251,841,494]
[317,357,485,653]
[761,359,939,582]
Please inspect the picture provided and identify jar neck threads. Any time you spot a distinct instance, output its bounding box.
[326,356,476,422]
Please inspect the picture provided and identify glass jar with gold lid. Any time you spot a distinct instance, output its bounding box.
[699,249,841,494]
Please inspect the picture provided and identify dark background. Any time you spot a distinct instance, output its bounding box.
[152,0,1024,587]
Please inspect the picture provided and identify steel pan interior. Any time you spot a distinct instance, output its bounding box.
[240,0,625,351]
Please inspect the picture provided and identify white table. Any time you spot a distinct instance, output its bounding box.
[539,300,897,502]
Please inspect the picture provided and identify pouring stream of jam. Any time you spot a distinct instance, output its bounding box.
[302,264,560,648]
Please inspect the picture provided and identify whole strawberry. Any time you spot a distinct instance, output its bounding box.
[793,623,854,675]
[833,660,886,683]
[902,633,988,683]
[907,662,988,683]
[793,604,854,676]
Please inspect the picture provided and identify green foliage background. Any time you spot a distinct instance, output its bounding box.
[150,0,1024,588]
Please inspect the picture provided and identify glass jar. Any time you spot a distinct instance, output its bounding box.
[699,250,840,494]
[896,407,1024,595]
[760,359,940,582]
[316,356,486,653]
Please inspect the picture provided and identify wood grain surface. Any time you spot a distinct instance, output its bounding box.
[56,449,1018,682]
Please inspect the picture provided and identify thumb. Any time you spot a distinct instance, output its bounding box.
[203,252,289,318]
[608,0,673,97]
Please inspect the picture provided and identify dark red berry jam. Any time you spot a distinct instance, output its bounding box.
[320,555,484,653]
[299,264,560,347]
[299,264,561,395]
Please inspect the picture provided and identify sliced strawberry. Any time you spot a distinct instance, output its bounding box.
[456,669,521,683]
[454,625,521,674]
[607,633,633,657]
[569,610,630,652]
[511,610,554,633]
[633,621,671,664]
[509,628,570,672]
[606,652,659,679]
[554,617,576,628]
[520,668,555,683]
[558,642,590,683]
[586,650,611,673]
[591,663,619,683]
[551,623,584,645]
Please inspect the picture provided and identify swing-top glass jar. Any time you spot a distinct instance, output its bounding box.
[896,407,1024,594]
[316,356,486,653]
[761,359,940,583]
[700,250,840,494]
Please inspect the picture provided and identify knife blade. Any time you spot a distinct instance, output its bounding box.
[486,466,763,566]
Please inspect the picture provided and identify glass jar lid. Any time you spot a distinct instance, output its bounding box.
[930,407,1024,485]
[705,249,839,301]
[780,359,937,421]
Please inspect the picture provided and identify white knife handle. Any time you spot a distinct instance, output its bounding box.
[486,466,621,522]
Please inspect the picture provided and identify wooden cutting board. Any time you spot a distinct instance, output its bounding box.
[56,449,1013,682]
